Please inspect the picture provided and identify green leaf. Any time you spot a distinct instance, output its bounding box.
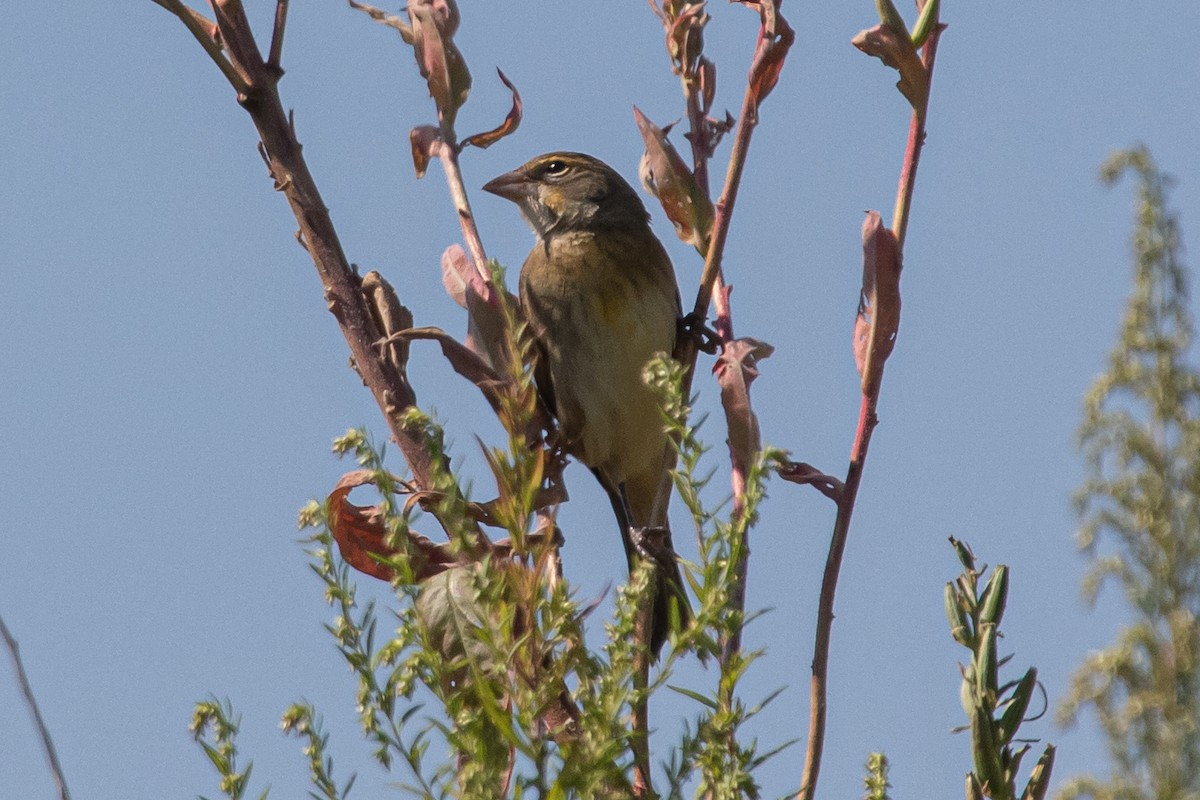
[667,683,720,710]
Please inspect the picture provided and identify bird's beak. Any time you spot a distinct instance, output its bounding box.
[482,169,534,203]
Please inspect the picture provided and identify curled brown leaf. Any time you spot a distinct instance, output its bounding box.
[326,469,456,582]
[410,124,440,178]
[462,69,522,150]
[362,271,414,379]
[776,460,844,502]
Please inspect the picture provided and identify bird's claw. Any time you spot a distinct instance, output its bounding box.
[678,312,721,355]
[630,524,676,575]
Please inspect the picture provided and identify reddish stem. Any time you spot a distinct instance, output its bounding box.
[796,17,942,800]
[797,394,876,800]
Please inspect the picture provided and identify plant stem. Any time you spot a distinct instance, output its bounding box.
[891,22,942,247]
[797,394,877,800]
[1,614,71,800]
[435,141,490,280]
[796,14,942,800]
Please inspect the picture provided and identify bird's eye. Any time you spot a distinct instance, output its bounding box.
[542,160,568,176]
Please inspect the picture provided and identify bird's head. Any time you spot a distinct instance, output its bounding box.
[483,152,650,239]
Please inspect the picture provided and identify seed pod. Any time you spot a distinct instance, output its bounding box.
[946,581,973,647]
[1021,745,1056,800]
[976,623,999,703]
[997,667,1037,745]
[970,702,1003,794]
[910,0,941,47]
[979,565,1009,627]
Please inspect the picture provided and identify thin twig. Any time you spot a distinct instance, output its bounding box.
[797,394,875,800]
[1,614,71,800]
[268,0,289,72]
[150,0,249,93]
[434,141,490,281]
[891,24,942,247]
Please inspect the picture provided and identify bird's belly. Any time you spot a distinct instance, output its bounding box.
[541,280,676,481]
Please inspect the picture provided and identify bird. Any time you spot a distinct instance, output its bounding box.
[483,151,689,656]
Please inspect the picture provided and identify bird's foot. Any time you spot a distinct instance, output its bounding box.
[678,312,721,355]
[630,524,676,576]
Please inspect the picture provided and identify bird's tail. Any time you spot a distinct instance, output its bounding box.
[596,465,691,658]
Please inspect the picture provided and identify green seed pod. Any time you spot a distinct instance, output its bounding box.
[950,536,975,572]
[910,0,941,47]
[946,582,973,646]
[979,565,1010,627]
[998,667,1038,745]
[971,703,1003,793]
[979,623,998,700]
[874,0,910,37]
[960,662,977,718]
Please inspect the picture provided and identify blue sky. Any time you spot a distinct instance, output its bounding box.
[3,2,1199,797]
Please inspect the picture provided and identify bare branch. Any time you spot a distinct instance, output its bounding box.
[268,0,289,72]
[2,614,71,800]
[149,0,249,93]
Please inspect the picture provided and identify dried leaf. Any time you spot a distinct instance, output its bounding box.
[698,56,717,114]
[666,2,708,73]
[742,0,793,110]
[348,0,414,43]
[634,106,713,252]
[462,69,523,150]
[747,28,790,107]
[852,23,929,112]
[326,469,455,583]
[854,211,902,398]
[410,124,440,178]
[713,336,774,474]
[408,0,471,126]
[776,460,844,502]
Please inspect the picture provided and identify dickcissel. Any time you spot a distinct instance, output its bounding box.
[484,151,688,655]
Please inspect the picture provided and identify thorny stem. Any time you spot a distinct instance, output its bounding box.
[2,614,71,800]
[796,16,942,800]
